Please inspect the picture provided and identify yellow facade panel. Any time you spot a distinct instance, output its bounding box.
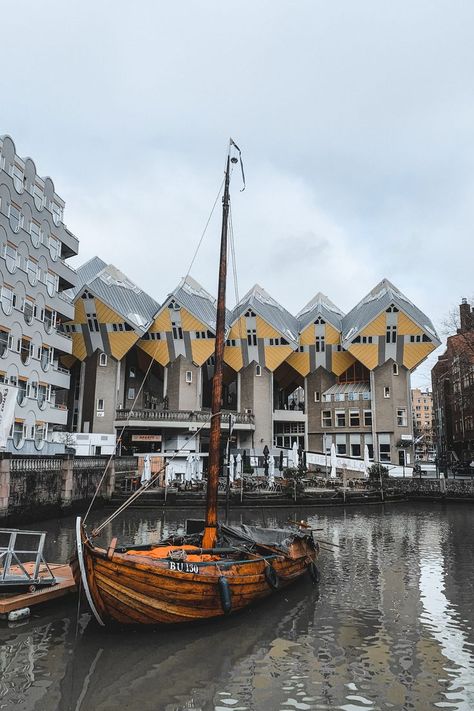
[95,299,123,325]
[286,351,310,377]
[299,324,314,346]
[73,297,88,325]
[403,342,435,370]
[60,354,76,369]
[360,312,386,337]
[228,316,246,341]
[150,309,172,333]
[108,332,138,360]
[398,312,423,336]
[264,345,293,372]
[71,333,87,361]
[191,339,215,366]
[256,315,281,339]
[347,343,379,370]
[181,309,207,333]
[137,339,170,365]
[224,346,243,371]
[331,350,356,376]
[325,323,341,345]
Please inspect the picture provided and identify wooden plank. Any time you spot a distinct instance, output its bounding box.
[0,564,75,614]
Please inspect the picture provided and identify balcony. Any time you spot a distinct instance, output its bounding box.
[273,409,307,423]
[114,408,255,430]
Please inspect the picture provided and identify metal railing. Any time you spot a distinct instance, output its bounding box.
[115,408,255,425]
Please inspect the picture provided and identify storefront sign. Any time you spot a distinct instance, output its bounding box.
[131,434,162,442]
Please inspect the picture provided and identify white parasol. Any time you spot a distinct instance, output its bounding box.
[292,441,299,468]
[363,444,371,478]
[229,454,235,483]
[236,452,242,478]
[330,443,337,479]
[185,453,193,482]
[268,455,275,487]
[141,454,152,485]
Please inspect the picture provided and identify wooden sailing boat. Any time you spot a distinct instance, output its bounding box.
[72,141,320,626]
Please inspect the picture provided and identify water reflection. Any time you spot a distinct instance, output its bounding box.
[1,504,474,710]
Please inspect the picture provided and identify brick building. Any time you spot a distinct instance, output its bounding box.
[432,299,474,468]
[411,388,434,461]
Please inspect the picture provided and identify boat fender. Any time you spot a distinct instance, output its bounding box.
[264,564,280,590]
[218,576,232,614]
[308,562,321,584]
[8,608,30,622]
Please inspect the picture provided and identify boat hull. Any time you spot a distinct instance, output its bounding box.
[72,526,318,626]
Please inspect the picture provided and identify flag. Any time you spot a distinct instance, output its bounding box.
[0,384,18,448]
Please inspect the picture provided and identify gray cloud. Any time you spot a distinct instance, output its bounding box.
[1,0,472,387]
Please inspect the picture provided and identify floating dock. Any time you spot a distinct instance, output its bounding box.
[0,563,76,617]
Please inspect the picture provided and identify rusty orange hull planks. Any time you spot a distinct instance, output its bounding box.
[71,531,318,626]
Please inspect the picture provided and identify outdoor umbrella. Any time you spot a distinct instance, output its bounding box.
[167,464,174,485]
[185,454,193,482]
[292,441,299,469]
[330,443,337,479]
[229,454,235,483]
[236,453,242,478]
[279,449,284,472]
[363,444,370,478]
[192,454,200,479]
[268,455,275,487]
[141,454,151,485]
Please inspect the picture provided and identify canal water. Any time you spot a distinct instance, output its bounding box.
[1,503,474,711]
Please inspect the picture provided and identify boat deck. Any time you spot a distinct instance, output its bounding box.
[0,563,75,616]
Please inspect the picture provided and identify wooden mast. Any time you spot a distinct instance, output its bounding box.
[202,149,231,548]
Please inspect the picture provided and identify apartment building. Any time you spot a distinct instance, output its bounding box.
[411,388,434,460]
[65,257,440,468]
[432,299,474,467]
[0,135,78,453]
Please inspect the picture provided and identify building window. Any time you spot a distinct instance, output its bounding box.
[321,411,332,428]
[386,305,399,313]
[30,221,41,247]
[247,329,257,346]
[361,336,373,344]
[127,388,135,400]
[351,442,361,457]
[349,409,360,427]
[386,326,397,344]
[185,371,193,384]
[314,391,320,402]
[363,410,372,426]
[384,386,390,398]
[99,353,108,367]
[9,204,22,232]
[87,314,100,332]
[315,336,325,352]
[379,443,391,462]
[172,322,183,339]
[397,408,408,427]
[335,410,346,427]
[97,398,104,411]
[336,436,346,455]
[226,339,236,346]
[129,366,136,377]
[255,364,261,377]
[393,363,399,375]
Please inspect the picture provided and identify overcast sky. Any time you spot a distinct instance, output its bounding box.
[2,1,473,387]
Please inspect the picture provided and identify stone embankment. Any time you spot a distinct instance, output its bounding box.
[0,454,136,525]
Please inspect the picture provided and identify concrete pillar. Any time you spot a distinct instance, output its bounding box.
[60,455,74,506]
[106,459,116,499]
[0,455,11,520]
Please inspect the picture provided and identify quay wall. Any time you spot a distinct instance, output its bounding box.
[0,454,137,525]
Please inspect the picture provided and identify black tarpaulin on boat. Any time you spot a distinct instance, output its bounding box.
[220,524,309,554]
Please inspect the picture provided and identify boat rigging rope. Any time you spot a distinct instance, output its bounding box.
[91,411,224,537]
[83,339,163,523]
[185,176,225,279]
